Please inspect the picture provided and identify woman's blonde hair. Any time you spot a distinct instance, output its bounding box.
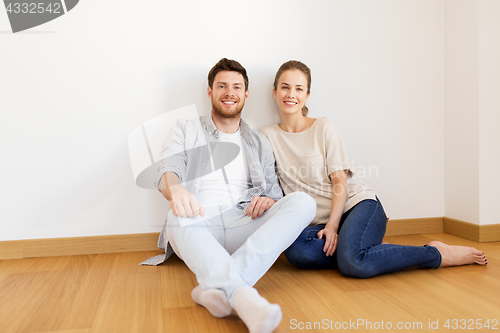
[273,60,311,116]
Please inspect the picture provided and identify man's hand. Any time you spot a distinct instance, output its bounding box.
[246,196,276,220]
[317,227,338,257]
[170,185,205,218]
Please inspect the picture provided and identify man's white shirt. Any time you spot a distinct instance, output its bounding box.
[196,129,251,208]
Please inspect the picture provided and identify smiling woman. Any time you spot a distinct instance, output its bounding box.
[260,60,487,278]
[272,60,312,118]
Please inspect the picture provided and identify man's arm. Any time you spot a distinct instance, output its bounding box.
[158,172,175,201]
[245,136,283,219]
[154,118,204,217]
[154,118,189,190]
[159,172,205,218]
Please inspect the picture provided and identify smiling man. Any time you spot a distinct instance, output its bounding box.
[210,70,247,120]
[143,58,316,333]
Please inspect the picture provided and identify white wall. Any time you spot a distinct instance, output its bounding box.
[443,0,480,224]
[443,0,500,225]
[479,0,500,225]
[1,0,446,241]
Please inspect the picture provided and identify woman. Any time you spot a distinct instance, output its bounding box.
[260,60,487,278]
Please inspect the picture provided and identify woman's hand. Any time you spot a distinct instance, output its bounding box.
[317,227,338,257]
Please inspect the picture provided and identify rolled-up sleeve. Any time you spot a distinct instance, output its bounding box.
[154,119,188,189]
[261,136,284,201]
[324,119,353,178]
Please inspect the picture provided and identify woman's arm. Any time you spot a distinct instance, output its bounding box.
[317,170,347,256]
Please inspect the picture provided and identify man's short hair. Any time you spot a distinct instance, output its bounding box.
[208,58,249,91]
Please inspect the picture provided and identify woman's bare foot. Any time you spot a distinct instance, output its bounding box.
[428,241,487,267]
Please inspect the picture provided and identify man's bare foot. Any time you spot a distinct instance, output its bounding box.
[382,241,389,245]
[428,241,487,267]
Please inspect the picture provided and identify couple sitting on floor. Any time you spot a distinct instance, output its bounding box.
[141,58,487,333]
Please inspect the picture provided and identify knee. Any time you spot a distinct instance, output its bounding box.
[337,252,378,279]
[284,243,309,268]
[284,241,322,269]
[285,192,316,218]
[288,191,316,206]
[284,227,335,269]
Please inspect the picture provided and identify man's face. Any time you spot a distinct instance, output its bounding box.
[208,71,249,119]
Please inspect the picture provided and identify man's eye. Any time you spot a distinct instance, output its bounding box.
[235,86,241,90]
[219,85,225,88]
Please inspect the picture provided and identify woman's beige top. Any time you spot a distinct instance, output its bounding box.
[261,117,376,225]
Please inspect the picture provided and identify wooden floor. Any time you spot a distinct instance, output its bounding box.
[0,233,499,333]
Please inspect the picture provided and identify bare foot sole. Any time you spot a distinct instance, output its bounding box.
[382,241,389,245]
[428,241,487,267]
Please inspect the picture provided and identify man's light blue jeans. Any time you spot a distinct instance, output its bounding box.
[284,198,442,277]
[166,191,316,306]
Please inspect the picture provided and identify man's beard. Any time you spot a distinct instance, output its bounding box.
[212,99,245,119]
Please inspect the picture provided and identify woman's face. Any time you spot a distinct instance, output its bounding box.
[273,69,310,116]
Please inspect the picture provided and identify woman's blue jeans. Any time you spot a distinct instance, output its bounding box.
[284,198,442,278]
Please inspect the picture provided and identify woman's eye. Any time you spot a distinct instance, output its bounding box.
[297,88,303,91]
[282,86,288,90]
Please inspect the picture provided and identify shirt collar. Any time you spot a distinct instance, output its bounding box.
[204,111,252,140]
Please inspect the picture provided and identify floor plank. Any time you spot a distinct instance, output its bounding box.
[0,233,498,333]
[110,251,162,275]
[89,272,164,333]
[163,306,245,333]
[0,270,61,333]
[160,255,198,309]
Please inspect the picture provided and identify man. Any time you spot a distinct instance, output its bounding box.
[143,58,316,333]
